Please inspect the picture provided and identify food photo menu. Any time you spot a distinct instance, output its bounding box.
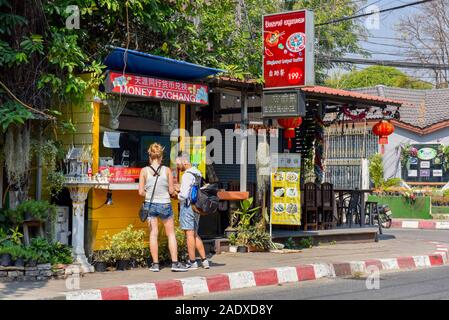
[270,153,301,226]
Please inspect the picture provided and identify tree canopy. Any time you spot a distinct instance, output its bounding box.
[325,66,433,89]
[0,0,368,130]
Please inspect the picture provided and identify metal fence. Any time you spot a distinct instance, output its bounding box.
[324,127,377,189]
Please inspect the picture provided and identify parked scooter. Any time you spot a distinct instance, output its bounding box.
[378,204,393,229]
[374,204,392,235]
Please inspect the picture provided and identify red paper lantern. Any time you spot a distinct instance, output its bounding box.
[372,120,394,154]
[277,117,302,149]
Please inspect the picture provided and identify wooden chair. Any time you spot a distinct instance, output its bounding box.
[302,182,319,230]
[320,183,335,230]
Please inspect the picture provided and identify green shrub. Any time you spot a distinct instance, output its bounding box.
[384,178,402,188]
[284,237,296,250]
[29,237,73,265]
[369,154,384,189]
[158,227,187,264]
[107,225,146,262]
[298,237,313,249]
[227,233,237,246]
[235,225,272,250]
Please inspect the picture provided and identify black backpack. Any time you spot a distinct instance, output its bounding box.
[186,172,220,216]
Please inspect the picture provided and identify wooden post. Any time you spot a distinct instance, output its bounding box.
[240,89,248,192]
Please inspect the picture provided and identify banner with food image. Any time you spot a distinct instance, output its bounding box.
[270,153,301,226]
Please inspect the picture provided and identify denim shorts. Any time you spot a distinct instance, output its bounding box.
[144,202,173,220]
[180,203,200,232]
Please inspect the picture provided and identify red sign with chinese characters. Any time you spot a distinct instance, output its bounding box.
[263,10,315,89]
[105,71,209,105]
[99,166,141,183]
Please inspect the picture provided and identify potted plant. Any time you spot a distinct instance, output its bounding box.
[14,200,57,222]
[224,211,238,239]
[228,233,238,253]
[246,227,272,253]
[113,249,131,271]
[25,249,39,267]
[9,245,26,267]
[92,250,110,272]
[0,246,13,267]
[234,198,260,231]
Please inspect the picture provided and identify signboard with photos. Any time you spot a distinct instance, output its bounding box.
[402,144,449,183]
[263,9,315,89]
[270,153,301,226]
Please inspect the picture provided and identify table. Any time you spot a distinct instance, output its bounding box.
[334,189,374,228]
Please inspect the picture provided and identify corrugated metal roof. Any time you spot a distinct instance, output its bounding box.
[351,85,449,129]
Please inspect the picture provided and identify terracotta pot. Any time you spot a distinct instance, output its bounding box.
[247,245,266,253]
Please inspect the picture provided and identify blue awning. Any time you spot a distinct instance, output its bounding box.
[103,47,224,81]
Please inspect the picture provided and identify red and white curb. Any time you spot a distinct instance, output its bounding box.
[65,242,449,300]
[392,219,449,230]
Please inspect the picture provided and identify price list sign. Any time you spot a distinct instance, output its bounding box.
[263,10,315,89]
[262,90,306,118]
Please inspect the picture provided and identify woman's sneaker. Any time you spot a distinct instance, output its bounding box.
[202,259,210,269]
[171,262,188,272]
[186,260,199,270]
[149,263,160,272]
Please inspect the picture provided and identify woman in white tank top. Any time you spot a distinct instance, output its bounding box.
[138,143,187,272]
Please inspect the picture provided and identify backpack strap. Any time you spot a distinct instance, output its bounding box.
[185,171,204,186]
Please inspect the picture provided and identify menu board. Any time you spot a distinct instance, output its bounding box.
[270,153,301,226]
[262,90,306,118]
[403,144,449,183]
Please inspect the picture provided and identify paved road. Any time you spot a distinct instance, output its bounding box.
[181,229,449,300]
[381,228,449,244]
[183,264,449,300]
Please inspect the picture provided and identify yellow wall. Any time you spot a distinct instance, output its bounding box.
[90,189,179,250]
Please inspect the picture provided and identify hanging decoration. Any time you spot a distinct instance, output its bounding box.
[277,117,302,149]
[372,120,395,154]
[342,106,367,121]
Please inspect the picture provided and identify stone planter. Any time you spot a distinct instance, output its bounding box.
[229,245,238,253]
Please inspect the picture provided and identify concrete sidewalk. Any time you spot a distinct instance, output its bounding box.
[0,234,440,300]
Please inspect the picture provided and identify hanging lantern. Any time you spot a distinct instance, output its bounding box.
[372,120,394,154]
[277,117,302,149]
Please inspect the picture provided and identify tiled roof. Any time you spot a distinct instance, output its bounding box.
[300,85,403,106]
[351,85,449,129]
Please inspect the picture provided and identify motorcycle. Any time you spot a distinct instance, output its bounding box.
[374,204,392,235]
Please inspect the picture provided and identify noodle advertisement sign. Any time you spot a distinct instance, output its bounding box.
[105,71,209,105]
[263,9,315,89]
[270,153,301,226]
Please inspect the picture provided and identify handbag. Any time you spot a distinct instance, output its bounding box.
[139,165,162,222]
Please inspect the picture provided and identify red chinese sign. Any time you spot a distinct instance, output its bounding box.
[99,166,141,183]
[105,71,209,105]
[263,10,315,89]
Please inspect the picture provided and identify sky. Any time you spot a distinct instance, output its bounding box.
[331,0,431,82]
